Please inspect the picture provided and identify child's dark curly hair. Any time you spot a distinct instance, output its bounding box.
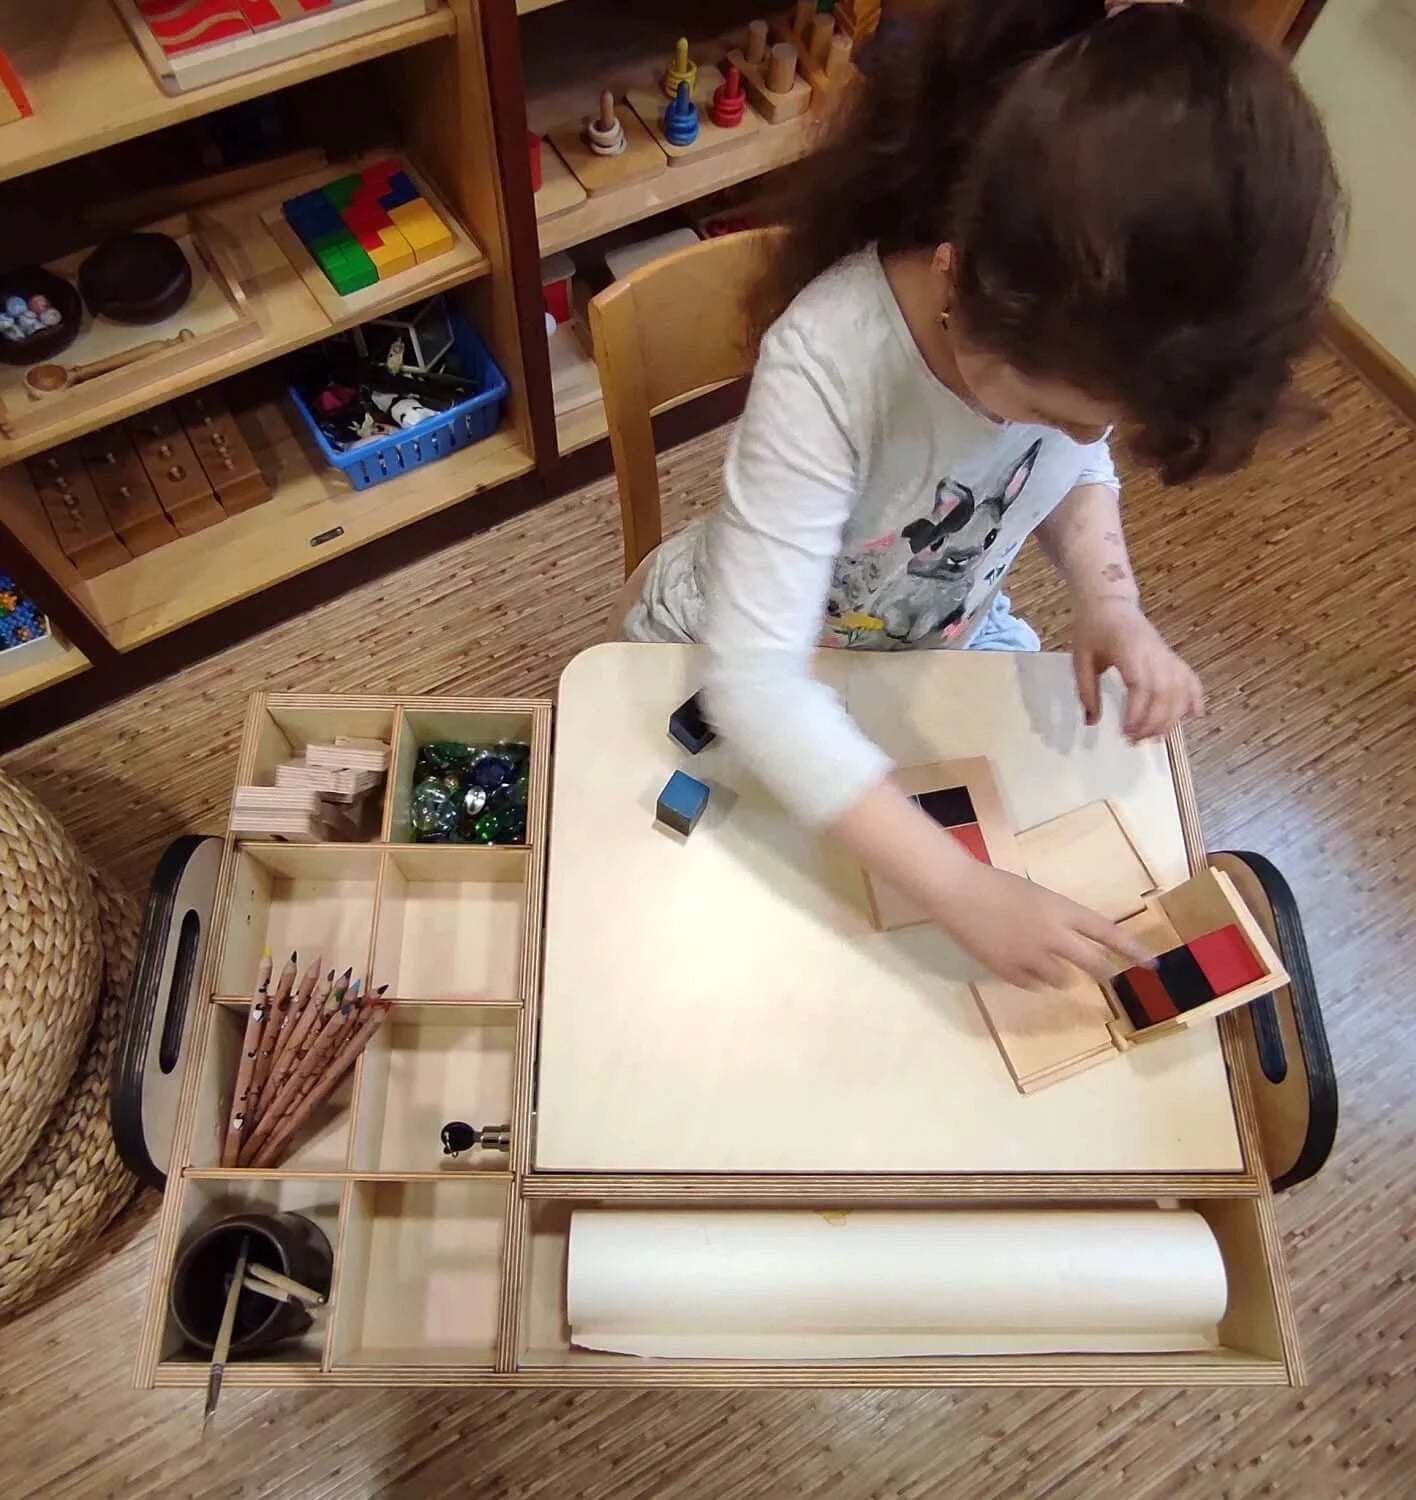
[752,0,1343,482]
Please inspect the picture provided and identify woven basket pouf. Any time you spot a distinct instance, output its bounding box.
[0,874,140,1320]
[0,772,102,1187]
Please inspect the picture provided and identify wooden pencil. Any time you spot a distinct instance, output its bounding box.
[250,953,321,1124]
[260,967,332,1113]
[203,1234,249,1428]
[249,1001,392,1169]
[219,951,272,1167]
[237,970,353,1164]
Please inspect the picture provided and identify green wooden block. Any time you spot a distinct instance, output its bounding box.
[323,244,378,296]
[321,174,363,210]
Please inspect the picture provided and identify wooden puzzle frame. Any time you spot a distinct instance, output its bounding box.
[134,685,1304,1391]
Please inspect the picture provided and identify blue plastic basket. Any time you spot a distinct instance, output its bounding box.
[288,308,508,492]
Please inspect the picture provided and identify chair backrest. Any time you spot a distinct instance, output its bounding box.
[588,227,786,577]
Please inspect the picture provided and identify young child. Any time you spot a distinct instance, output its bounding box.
[622,0,1341,988]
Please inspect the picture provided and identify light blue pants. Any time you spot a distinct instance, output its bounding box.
[964,591,1041,653]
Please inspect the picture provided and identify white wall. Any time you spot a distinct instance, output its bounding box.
[1296,0,1416,374]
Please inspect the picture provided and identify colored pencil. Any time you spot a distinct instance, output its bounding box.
[260,966,332,1114]
[219,951,271,1167]
[237,969,353,1164]
[249,1001,392,1169]
[251,953,321,1122]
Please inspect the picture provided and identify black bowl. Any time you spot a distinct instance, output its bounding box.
[0,266,83,367]
[79,232,193,325]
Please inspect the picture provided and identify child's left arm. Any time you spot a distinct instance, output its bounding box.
[1035,482,1205,742]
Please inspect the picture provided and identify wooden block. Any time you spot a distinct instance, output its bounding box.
[833,0,881,44]
[366,224,417,278]
[547,101,668,197]
[1015,800,1158,922]
[388,199,454,263]
[725,29,812,125]
[126,405,225,535]
[864,757,1025,931]
[25,446,131,578]
[1188,924,1266,996]
[970,971,1118,1094]
[175,387,271,514]
[626,65,760,168]
[657,770,709,836]
[1118,900,1184,959]
[306,739,390,772]
[75,426,178,557]
[769,8,857,104]
[534,138,589,223]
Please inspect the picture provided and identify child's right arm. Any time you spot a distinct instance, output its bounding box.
[702,327,1150,987]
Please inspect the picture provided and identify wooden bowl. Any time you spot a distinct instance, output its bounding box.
[0,267,83,367]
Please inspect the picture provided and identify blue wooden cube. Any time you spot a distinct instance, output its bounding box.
[656,770,709,836]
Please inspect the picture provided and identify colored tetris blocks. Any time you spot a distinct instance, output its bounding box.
[657,771,709,836]
[281,160,453,298]
[1113,922,1266,1031]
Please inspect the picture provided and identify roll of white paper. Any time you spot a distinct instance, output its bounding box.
[568,1208,1228,1359]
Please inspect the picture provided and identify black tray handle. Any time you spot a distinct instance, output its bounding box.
[1211,850,1338,1192]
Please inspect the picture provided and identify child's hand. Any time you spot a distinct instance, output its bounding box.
[931,861,1153,989]
[1072,598,1204,742]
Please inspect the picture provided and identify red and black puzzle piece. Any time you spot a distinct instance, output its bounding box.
[1113,923,1267,1030]
[912,786,991,865]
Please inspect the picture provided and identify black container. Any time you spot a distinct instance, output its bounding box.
[0,266,82,366]
[169,1211,333,1356]
[78,233,192,325]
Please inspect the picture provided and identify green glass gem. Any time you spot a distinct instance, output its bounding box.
[471,809,502,844]
[410,778,457,839]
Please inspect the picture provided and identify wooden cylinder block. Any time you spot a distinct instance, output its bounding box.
[809,13,835,66]
[826,31,853,79]
[792,0,814,37]
[767,41,798,94]
[746,17,769,65]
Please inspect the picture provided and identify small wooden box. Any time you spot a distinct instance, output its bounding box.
[136,690,1305,1391]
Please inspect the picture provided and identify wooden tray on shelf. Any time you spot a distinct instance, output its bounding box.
[0,215,257,444]
[132,666,1307,1391]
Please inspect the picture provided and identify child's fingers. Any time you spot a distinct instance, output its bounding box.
[1073,648,1102,726]
[1077,908,1153,970]
[1123,677,1154,740]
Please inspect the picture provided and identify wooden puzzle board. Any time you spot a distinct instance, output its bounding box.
[535,645,1243,1174]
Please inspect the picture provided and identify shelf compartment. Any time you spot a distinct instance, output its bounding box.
[0,152,490,469]
[214,843,381,999]
[515,1196,1291,1375]
[0,0,456,187]
[327,1177,510,1368]
[0,639,88,710]
[386,705,538,844]
[187,1000,354,1172]
[348,1002,518,1173]
[236,700,397,843]
[0,384,532,652]
[155,1176,342,1373]
[372,847,527,1001]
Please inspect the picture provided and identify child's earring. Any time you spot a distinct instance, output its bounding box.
[939,306,952,331]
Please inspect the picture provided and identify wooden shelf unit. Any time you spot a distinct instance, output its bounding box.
[0,0,456,186]
[0,639,89,709]
[0,0,1324,741]
[132,689,1303,1390]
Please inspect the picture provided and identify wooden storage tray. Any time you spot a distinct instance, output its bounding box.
[135,692,1303,1389]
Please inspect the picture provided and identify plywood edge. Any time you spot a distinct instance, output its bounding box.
[518,1171,1263,1200]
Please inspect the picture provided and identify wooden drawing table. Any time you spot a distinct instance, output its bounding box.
[133,660,1308,1391]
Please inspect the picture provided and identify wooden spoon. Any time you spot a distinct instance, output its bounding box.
[25,328,196,399]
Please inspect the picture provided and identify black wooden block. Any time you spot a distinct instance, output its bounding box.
[669,692,715,754]
[1155,944,1217,1013]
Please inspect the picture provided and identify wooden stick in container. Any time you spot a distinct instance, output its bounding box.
[248,1001,393,1169]
[219,950,272,1167]
[203,1234,249,1429]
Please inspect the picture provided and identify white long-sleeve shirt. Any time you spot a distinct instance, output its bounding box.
[624,248,1118,828]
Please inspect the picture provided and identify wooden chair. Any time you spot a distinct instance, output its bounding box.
[588,226,786,578]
